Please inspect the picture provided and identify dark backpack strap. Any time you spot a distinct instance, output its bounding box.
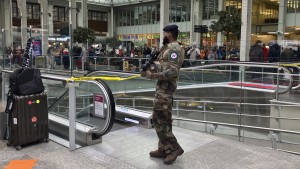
[5,90,15,114]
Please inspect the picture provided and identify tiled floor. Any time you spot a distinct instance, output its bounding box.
[1,125,300,169]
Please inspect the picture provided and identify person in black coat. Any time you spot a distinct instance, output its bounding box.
[268,41,281,63]
[249,40,264,62]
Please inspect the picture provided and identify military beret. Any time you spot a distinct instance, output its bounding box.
[163,25,179,32]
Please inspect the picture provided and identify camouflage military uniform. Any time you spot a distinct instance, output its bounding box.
[144,42,184,154]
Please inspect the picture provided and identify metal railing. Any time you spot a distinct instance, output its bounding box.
[115,96,300,154]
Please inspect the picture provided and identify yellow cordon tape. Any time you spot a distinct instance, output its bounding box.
[66,75,141,82]
[279,63,300,67]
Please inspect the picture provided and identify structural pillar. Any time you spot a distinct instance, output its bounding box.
[109,0,114,37]
[78,0,88,28]
[108,7,114,37]
[3,0,13,48]
[159,0,169,47]
[48,5,54,36]
[239,0,252,61]
[39,0,49,56]
[69,0,77,33]
[0,0,4,48]
[69,0,76,72]
[217,0,225,47]
[17,0,27,49]
[190,0,203,47]
[277,0,286,46]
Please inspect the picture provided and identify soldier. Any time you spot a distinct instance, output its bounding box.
[141,24,184,165]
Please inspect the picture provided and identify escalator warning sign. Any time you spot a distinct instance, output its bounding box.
[94,94,105,118]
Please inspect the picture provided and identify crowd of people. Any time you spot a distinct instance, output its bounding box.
[249,40,300,63]
[4,39,300,70]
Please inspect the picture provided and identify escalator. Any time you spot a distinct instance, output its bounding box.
[1,70,115,148]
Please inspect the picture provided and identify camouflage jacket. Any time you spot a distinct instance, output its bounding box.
[148,42,184,81]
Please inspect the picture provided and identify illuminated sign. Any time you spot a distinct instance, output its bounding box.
[48,36,70,42]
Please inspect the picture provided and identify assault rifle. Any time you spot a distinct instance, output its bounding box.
[141,51,160,72]
[141,45,168,72]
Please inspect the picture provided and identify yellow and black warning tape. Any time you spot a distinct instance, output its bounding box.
[66,74,141,82]
[279,63,300,67]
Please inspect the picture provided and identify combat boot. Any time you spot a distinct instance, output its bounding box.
[149,150,166,158]
[164,148,184,165]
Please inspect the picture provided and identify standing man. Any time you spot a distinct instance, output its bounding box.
[141,24,184,165]
[187,43,200,66]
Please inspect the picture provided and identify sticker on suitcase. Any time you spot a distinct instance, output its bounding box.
[13,118,17,124]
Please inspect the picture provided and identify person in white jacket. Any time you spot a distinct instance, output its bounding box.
[187,43,200,66]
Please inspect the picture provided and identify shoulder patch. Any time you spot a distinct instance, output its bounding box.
[167,49,180,64]
[170,53,178,59]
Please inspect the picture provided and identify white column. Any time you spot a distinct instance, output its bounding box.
[69,0,77,31]
[3,0,13,48]
[78,0,88,27]
[239,0,252,61]
[190,0,194,45]
[277,0,286,46]
[217,0,224,47]
[17,0,27,49]
[107,11,111,37]
[69,0,76,70]
[110,0,114,37]
[39,0,49,56]
[0,1,3,47]
[48,5,54,36]
[159,0,169,47]
[190,0,203,46]
[108,7,114,37]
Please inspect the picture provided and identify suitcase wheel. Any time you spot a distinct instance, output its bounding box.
[16,146,21,151]
[7,142,12,147]
[45,138,49,143]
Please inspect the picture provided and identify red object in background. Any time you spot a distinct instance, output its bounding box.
[229,82,276,89]
[263,47,269,62]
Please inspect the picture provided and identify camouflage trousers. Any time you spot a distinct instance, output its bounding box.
[153,93,181,154]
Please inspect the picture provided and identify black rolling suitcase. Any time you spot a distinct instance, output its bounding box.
[7,93,49,150]
[5,37,49,150]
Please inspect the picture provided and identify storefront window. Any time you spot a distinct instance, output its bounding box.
[12,1,20,18]
[203,0,219,20]
[32,4,40,19]
[53,7,58,21]
[170,0,191,22]
[26,3,40,20]
[225,0,242,12]
[130,10,134,25]
[178,32,191,46]
[252,2,279,25]
[53,6,68,22]
[116,1,189,26]
[151,5,157,24]
[59,8,65,22]
[27,4,32,19]
[287,0,300,13]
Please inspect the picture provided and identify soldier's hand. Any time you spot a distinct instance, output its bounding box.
[145,70,152,79]
[141,70,152,79]
[140,70,147,77]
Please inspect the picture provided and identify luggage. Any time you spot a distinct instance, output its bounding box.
[0,111,7,140]
[9,67,44,96]
[7,93,49,150]
[5,37,48,150]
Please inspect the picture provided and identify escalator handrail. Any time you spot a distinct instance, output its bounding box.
[82,80,115,137]
[180,62,293,95]
[287,65,300,90]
